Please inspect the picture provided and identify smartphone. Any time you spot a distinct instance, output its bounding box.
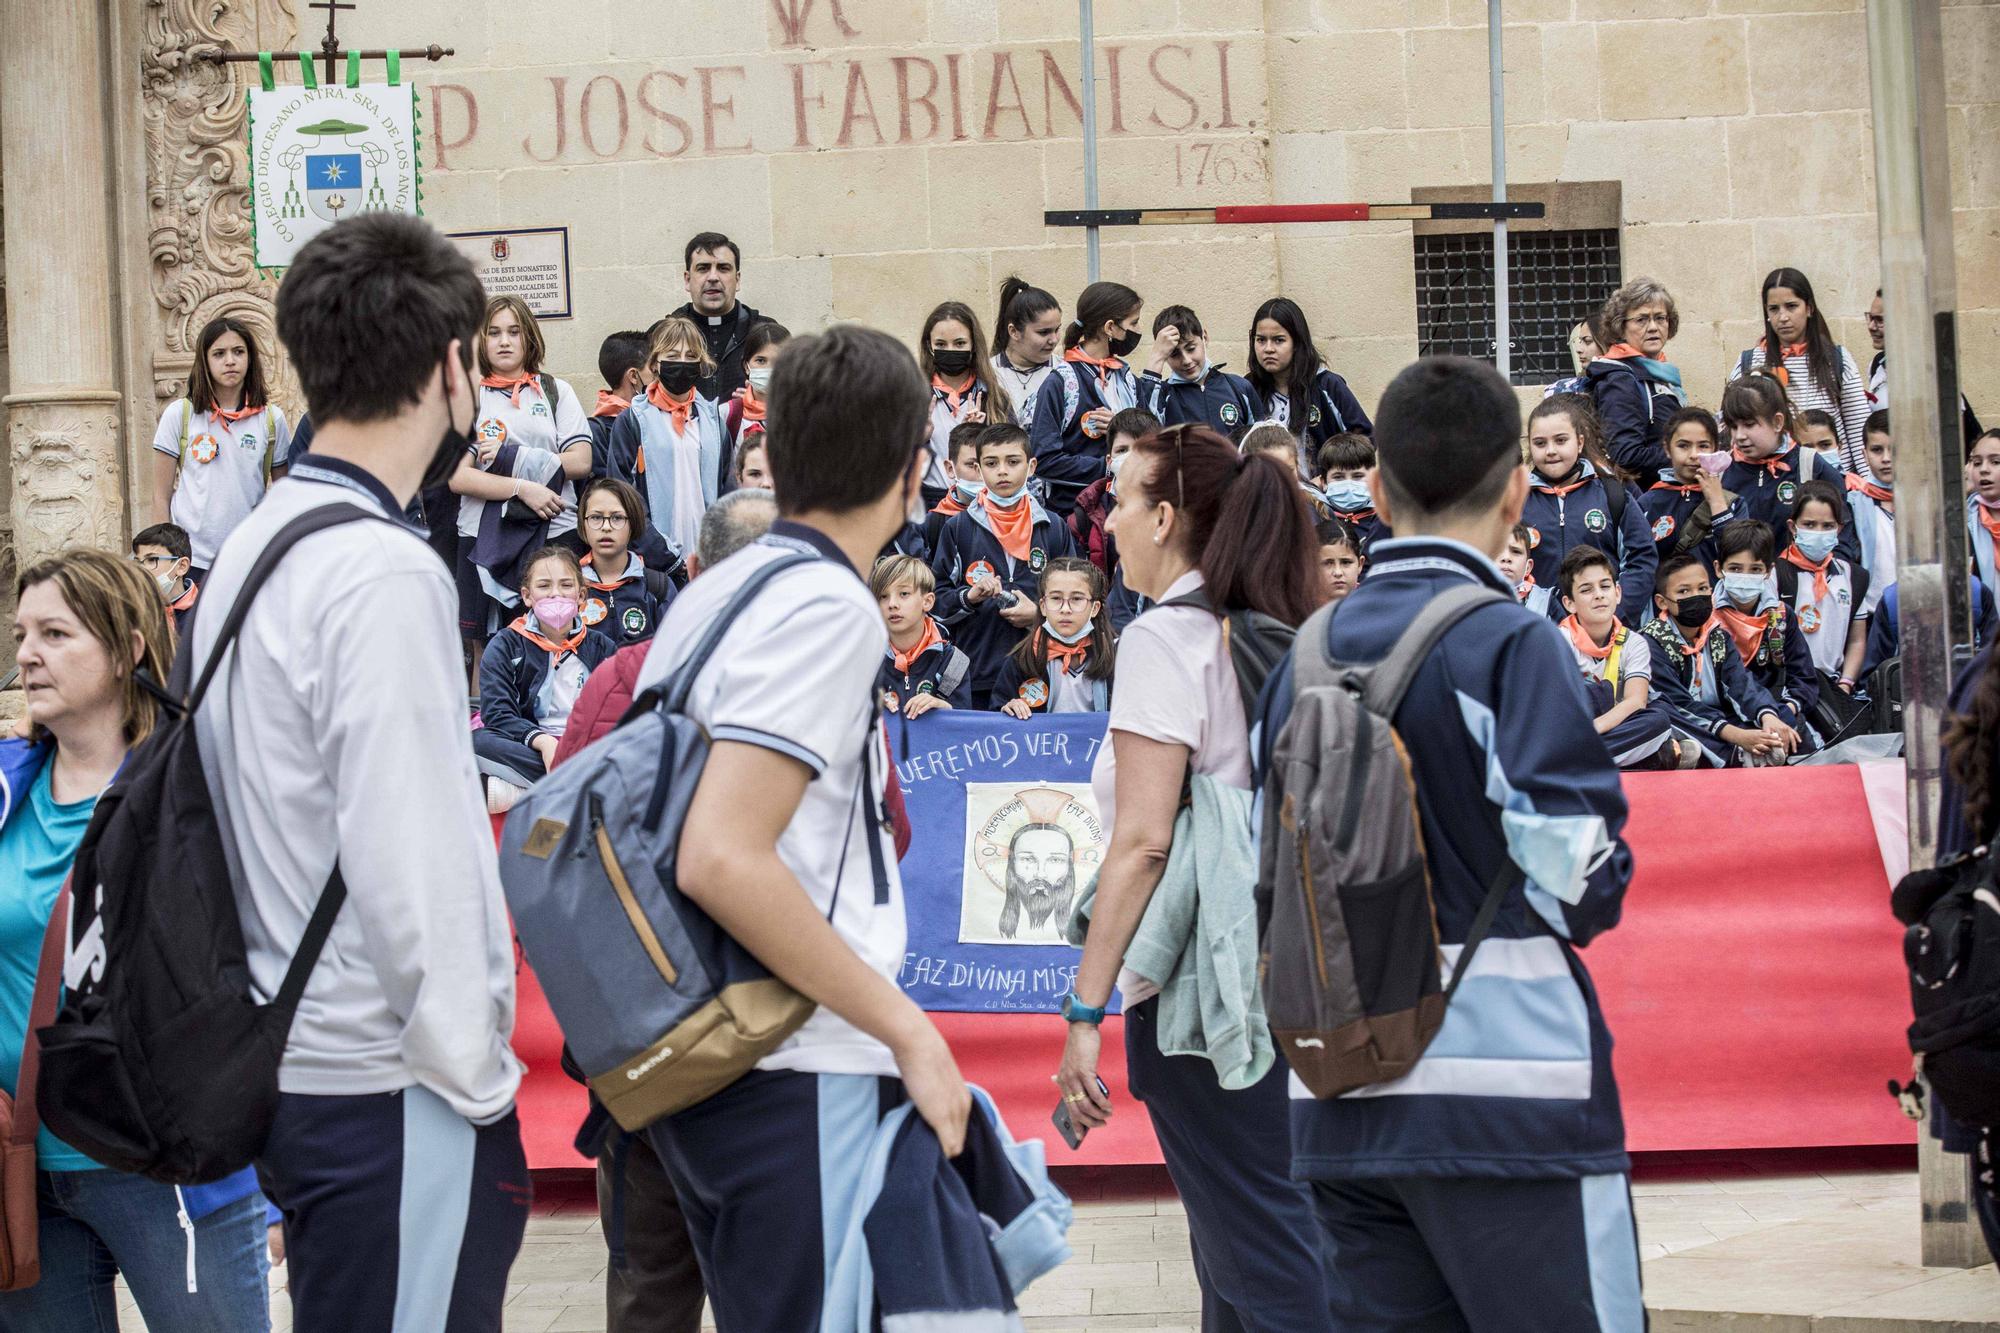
[1051,1078,1110,1150]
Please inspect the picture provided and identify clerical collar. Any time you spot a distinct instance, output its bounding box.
[707,314,725,326]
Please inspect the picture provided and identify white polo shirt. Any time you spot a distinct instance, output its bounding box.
[457,376,589,540]
[631,522,903,1078]
[152,399,292,567]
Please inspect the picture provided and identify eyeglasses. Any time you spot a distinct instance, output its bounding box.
[133,554,175,569]
[1865,314,1886,327]
[583,513,629,529]
[1626,313,1671,329]
[1045,593,1095,611]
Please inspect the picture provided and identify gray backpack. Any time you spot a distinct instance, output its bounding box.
[499,552,874,1132]
[1257,583,1522,1099]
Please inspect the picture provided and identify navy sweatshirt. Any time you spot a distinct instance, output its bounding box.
[478,619,620,748]
[930,496,1077,697]
[1719,443,1859,562]
[1637,475,1725,569]
[1260,537,1633,1180]
[1262,366,1373,450]
[1520,463,1658,625]
[1137,365,1264,445]
[1586,355,1682,477]
[1637,615,1786,762]
[1027,358,1137,515]
[579,551,671,645]
[878,632,974,711]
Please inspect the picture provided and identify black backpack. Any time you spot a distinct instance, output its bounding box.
[37,505,383,1184]
[1891,846,2000,1129]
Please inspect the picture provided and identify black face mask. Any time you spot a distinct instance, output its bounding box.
[422,361,474,492]
[1671,594,1713,629]
[656,360,700,396]
[931,348,974,378]
[1109,327,1142,358]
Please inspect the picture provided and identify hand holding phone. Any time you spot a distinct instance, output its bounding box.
[1051,1077,1110,1150]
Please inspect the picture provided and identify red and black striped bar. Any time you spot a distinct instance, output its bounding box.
[1044,202,1545,227]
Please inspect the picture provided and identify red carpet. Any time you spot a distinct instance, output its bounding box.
[511,765,1918,1169]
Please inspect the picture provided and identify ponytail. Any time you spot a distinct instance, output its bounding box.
[1066,281,1142,355]
[1062,318,1087,352]
[995,276,1059,359]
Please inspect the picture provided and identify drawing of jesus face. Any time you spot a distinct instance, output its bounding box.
[1001,824,1076,938]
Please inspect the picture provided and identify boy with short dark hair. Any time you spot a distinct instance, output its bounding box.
[873,554,972,716]
[1639,554,1801,767]
[930,423,1076,702]
[1497,522,1554,619]
[589,330,650,479]
[1847,409,1895,613]
[1137,305,1262,444]
[1558,544,1677,769]
[1712,518,1817,732]
[1259,355,1642,1331]
[1315,431,1385,549]
[923,421,987,552]
[131,521,198,633]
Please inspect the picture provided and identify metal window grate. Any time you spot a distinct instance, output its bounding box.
[1414,229,1623,385]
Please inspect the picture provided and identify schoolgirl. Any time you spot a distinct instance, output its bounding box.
[588,329,650,479]
[448,295,592,641]
[1520,395,1657,625]
[1316,517,1364,604]
[1137,305,1263,445]
[1641,406,1735,569]
[1779,482,1873,697]
[1795,408,1843,470]
[919,301,1013,506]
[605,316,731,562]
[995,558,1116,715]
[474,545,619,812]
[1029,281,1143,516]
[148,315,292,580]
[1557,544,1678,770]
[991,276,1063,421]
[1718,369,1855,558]
[873,554,973,715]
[725,320,790,454]
[1245,295,1372,474]
[1729,267,1871,470]
[1971,430,2000,594]
[576,478,671,645]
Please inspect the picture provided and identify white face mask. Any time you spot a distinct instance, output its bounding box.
[747,367,773,394]
[155,571,179,597]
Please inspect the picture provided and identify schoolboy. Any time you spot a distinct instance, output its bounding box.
[131,521,199,635]
[1713,519,1817,731]
[872,554,972,716]
[930,423,1076,702]
[1497,522,1555,619]
[1559,545,1677,769]
[1846,409,1895,613]
[1640,406,1735,569]
[1136,305,1263,444]
[629,325,970,1328]
[1258,356,1642,1331]
[1779,481,1872,696]
[1315,432,1386,550]
[1639,554,1800,767]
[923,421,987,553]
[589,330,650,479]
[1070,406,1159,578]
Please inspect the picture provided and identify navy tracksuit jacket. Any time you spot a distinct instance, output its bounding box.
[1637,474,1723,569]
[1638,616,1787,766]
[1720,444,1861,563]
[929,497,1076,699]
[1137,366,1264,445]
[1027,358,1137,516]
[877,633,974,712]
[1521,463,1657,625]
[1586,354,1682,476]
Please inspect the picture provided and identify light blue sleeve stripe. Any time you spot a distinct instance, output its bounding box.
[393,1086,477,1333]
[711,724,828,774]
[1582,1172,1645,1332]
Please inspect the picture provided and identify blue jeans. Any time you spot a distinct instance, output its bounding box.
[0,1169,270,1333]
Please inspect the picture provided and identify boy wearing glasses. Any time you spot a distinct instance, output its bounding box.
[576,478,673,644]
[131,521,200,634]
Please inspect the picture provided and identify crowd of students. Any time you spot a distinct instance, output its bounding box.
[4,211,1994,1333]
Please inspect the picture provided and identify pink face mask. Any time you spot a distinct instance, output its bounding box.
[531,596,578,629]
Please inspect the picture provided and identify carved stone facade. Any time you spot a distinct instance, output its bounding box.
[7,394,127,560]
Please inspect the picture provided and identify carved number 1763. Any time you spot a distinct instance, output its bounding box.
[1173,140,1267,188]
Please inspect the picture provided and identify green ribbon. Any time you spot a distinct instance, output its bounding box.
[257,51,275,92]
[345,49,361,88]
[298,53,318,89]
[386,50,401,86]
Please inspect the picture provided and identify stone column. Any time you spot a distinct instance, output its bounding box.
[2,0,127,569]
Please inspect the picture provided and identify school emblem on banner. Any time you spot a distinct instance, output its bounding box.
[248,81,422,268]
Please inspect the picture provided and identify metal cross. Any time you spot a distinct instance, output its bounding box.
[307,0,357,84]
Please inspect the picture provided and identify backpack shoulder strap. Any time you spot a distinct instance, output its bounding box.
[539,373,558,408]
[1737,348,1755,378]
[642,566,673,603]
[1775,560,1798,606]
[1290,601,1341,693]
[1602,476,1627,532]
[655,552,816,715]
[173,398,194,483]
[1359,583,1507,718]
[186,504,386,712]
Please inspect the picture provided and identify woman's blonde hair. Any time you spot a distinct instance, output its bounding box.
[15,548,174,746]
[477,295,547,376]
[647,316,718,377]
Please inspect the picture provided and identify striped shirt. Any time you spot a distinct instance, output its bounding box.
[1729,344,1871,473]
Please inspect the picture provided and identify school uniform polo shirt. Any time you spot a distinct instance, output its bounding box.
[1570,629,1652,690]
[631,521,903,1078]
[457,377,590,540]
[152,400,293,567]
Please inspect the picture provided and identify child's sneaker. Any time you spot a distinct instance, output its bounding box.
[485,775,522,815]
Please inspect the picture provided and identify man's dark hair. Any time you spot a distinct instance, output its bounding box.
[1315,432,1376,474]
[131,522,191,562]
[597,330,649,390]
[1558,543,1616,598]
[766,326,928,516]
[1716,518,1775,568]
[1107,408,1161,444]
[977,423,1031,460]
[1655,552,1707,595]
[276,215,484,425]
[683,231,740,271]
[1374,357,1521,521]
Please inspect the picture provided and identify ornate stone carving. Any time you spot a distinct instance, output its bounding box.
[142,0,299,412]
[5,396,126,569]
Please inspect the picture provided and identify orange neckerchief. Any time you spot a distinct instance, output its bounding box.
[1668,619,1714,657]
[1515,572,1536,602]
[1533,467,1591,498]
[1846,474,1893,507]
[734,386,767,428]
[167,579,199,616]
[931,492,968,520]
[932,374,975,416]
[509,614,586,656]
[646,380,695,435]
[1715,605,1773,665]
[1651,478,1700,496]
[1602,342,1666,362]
[890,617,944,675]
[1046,628,1094,674]
[481,372,542,409]
[1759,340,1810,388]
[1730,442,1794,474]
[1976,499,2000,550]
[1562,615,1621,661]
[578,553,632,592]
[1782,544,1834,604]
[591,389,630,420]
[210,400,261,430]
[1063,346,1125,388]
[980,492,1035,563]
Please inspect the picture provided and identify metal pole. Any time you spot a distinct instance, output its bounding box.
[1488,0,1509,381]
[1079,0,1101,284]
[1867,0,1982,1270]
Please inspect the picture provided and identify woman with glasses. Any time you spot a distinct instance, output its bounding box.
[1586,276,1687,476]
[1050,425,1332,1330]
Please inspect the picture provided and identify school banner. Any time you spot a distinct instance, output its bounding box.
[248,72,421,268]
[893,711,1119,1014]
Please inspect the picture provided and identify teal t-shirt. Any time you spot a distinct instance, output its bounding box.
[0,761,98,1171]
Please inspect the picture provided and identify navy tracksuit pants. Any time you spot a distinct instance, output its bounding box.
[1122,998,1331,1332]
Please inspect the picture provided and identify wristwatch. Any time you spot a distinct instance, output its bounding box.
[1061,992,1107,1025]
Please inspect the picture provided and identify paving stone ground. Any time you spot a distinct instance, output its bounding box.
[125,1156,1997,1331]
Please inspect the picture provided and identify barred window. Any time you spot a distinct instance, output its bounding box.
[1414,228,1623,386]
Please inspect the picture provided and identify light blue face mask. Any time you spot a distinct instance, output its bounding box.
[952,478,984,504]
[1323,480,1371,512]
[1794,528,1839,563]
[1719,571,1766,608]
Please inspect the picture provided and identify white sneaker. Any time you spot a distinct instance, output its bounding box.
[485,776,523,815]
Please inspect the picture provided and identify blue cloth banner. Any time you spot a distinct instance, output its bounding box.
[892,710,1120,1014]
